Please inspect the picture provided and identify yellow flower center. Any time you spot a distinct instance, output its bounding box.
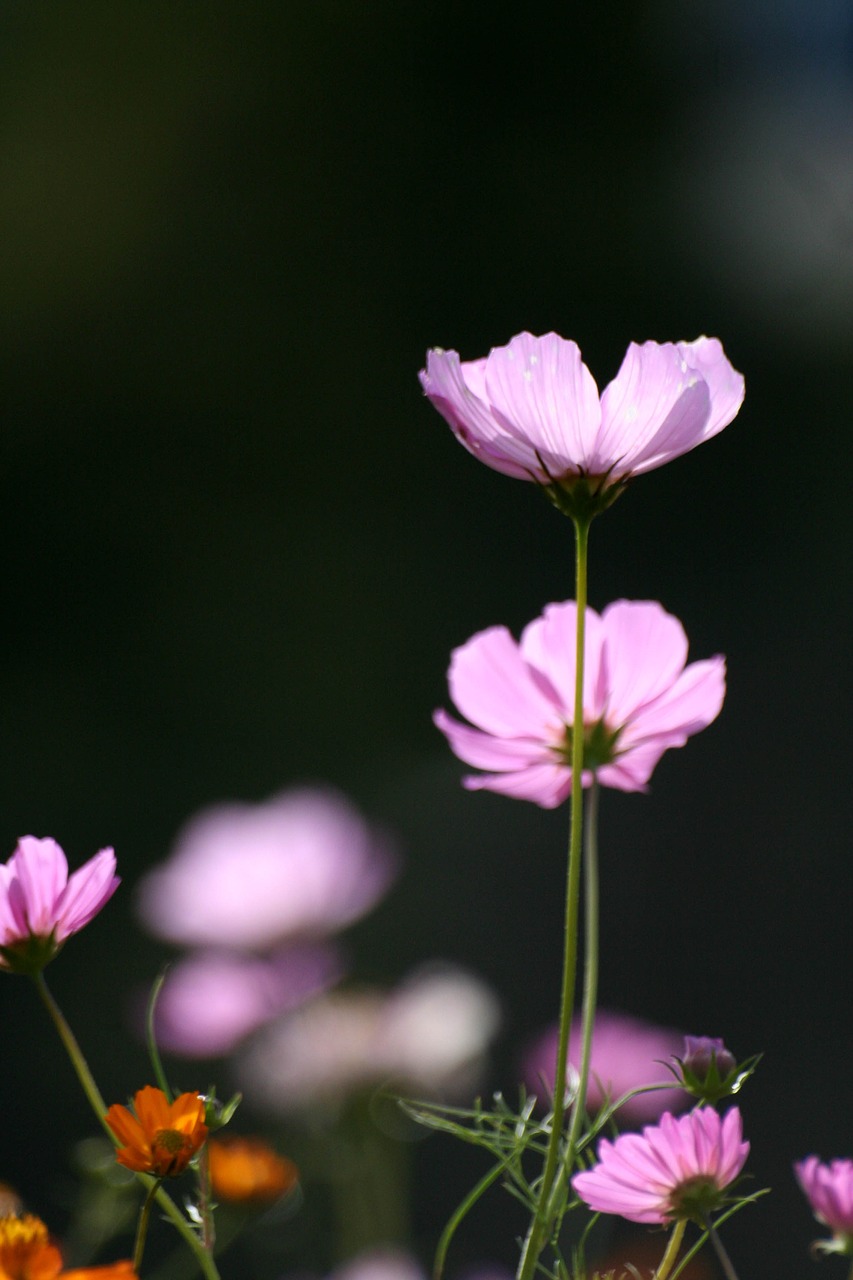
[0,1214,60,1280]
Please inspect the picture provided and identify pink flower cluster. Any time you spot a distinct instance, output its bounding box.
[136,787,397,1057]
[795,1157,853,1242]
[436,599,725,807]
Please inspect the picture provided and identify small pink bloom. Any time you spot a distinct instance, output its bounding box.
[435,599,725,807]
[149,944,342,1058]
[795,1157,853,1239]
[0,836,119,972]
[523,1011,688,1126]
[420,333,743,495]
[572,1107,749,1224]
[136,787,397,950]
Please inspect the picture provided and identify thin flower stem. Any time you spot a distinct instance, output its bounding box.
[32,971,223,1280]
[702,1214,740,1280]
[563,777,599,1172]
[146,967,174,1102]
[133,1179,161,1272]
[654,1219,686,1280]
[433,1163,504,1280]
[517,514,591,1280]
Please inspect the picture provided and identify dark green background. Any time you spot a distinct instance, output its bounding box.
[1,4,850,1277]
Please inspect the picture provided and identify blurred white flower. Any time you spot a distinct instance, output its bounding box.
[237,965,500,1112]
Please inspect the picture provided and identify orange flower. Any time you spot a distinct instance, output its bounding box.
[104,1086,208,1179]
[0,1216,136,1280]
[61,1266,136,1279]
[208,1138,298,1204]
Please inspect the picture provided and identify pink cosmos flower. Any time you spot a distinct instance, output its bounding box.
[0,836,119,973]
[435,599,725,807]
[523,1011,688,1126]
[420,332,743,501]
[795,1157,853,1240]
[136,787,397,950]
[572,1107,749,1224]
[149,944,342,1057]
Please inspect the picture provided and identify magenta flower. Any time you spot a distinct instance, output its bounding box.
[435,599,725,807]
[420,332,743,510]
[572,1107,749,1224]
[136,787,397,950]
[0,836,119,973]
[149,944,342,1058]
[523,1011,688,1126]
[795,1158,853,1244]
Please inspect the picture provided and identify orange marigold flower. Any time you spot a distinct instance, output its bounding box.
[104,1086,208,1179]
[208,1137,298,1204]
[0,1214,136,1280]
[0,1214,63,1280]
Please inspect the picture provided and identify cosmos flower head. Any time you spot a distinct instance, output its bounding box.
[149,943,342,1058]
[572,1107,749,1225]
[523,1011,688,1126]
[435,599,725,807]
[136,787,397,951]
[795,1157,853,1251]
[0,837,119,974]
[420,332,743,518]
[105,1086,208,1179]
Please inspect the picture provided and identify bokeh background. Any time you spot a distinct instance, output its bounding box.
[1,2,851,1277]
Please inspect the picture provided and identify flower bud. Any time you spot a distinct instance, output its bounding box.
[673,1036,757,1105]
[682,1036,737,1080]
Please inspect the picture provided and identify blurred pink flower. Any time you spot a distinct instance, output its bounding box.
[420,332,743,495]
[136,788,397,949]
[149,944,342,1057]
[237,966,500,1112]
[435,599,725,807]
[0,836,119,973]
[795,1157,853,1239]
[328,1250,426,1280]
[523,1011,687,1125]
[572,1107,749,1224]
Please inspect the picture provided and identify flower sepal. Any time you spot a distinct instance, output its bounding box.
[811,1233,853,1260]
[201,1088,243,1131]
[543,468,629,523]
[0,932,60,975]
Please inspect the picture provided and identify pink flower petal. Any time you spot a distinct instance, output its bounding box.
[55,847,120,941]
[447,625,561,738]
[9,837,68,936]
[483,333,601,476]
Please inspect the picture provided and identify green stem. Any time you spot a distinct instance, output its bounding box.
[32,971,222,1280]
[433,1164,504,1280]
[133,1179,161,1272]
[654,1219,686,1280]
[563,777,598,1173]
[146,967,174,1102]
[516,514,591,1280]
[702,1214,740,1280]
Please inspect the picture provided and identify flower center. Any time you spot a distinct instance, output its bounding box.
[554,718,621,771]
[152,1128,195,1178]
[667,1174,725,1222]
